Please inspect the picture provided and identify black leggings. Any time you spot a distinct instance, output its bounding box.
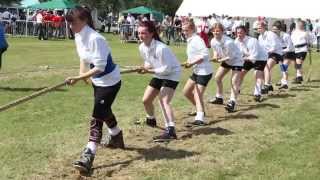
[0,47,7,70]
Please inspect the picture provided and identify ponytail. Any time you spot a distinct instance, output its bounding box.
[66,6,95,30]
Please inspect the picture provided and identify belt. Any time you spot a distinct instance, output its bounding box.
[295,43,307,48]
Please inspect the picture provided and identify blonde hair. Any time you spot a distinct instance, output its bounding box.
[182,19,196,31]
[211,23,224,32]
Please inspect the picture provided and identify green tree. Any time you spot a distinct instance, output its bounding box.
[1,0,20,5]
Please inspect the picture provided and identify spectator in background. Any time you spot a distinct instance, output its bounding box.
[0,23,8,70]
[162,15,173,45]
[1,9,11,21]
[289,18,296,34]
[197,16,210,47]
[305,19,313,32]
[36,10,46,40]
[313,19,320,52]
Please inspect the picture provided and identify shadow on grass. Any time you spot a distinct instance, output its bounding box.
[289,87,312,92]
[238,103,280,112]
[191,126,233,136]
[90,145,199,177]
[267,93,296,99]
[309,79,320,83]
[298,85,320,89]
[0,86,66,92]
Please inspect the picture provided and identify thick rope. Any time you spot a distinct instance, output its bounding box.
[0,67,142,112]
[0,81,67,112]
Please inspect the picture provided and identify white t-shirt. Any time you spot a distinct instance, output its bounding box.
[139,39,181,82]
[187,34,213,75]
[281,32,295,53]
[36,13,43,24]
[210,35,244,66]
[235,36,268,62]
[258,31,283,55]
[291,29,311,53]
[75,25,121,87]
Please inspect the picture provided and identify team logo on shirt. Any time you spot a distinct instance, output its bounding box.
[100,100,105,104]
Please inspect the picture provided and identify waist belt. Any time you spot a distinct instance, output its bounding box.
[295,43,307,48]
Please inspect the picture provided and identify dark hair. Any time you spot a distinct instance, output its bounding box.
[272,20,282,30]
[138,21,162,42]
[66,6,95,30]
[236,25,247,33]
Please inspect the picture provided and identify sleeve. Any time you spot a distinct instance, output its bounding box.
[189,37,209,63]
[248,39,259,60]
[225,41,240,60]
[139,45,152,68]
[90,37,110,71]
[267,33,277,53]
[153,47,174,75]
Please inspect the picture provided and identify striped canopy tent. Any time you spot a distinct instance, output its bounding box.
[27,0,78,9]
[121,6,164,22]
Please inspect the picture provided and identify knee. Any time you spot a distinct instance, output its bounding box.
[183,88,192,97]
[142,97,151,106]
[215,76,222,83]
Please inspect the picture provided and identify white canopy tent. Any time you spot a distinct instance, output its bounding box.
[176,0,320,19]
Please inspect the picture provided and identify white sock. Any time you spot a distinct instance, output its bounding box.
[229,97,236,102]
[146,115,155,119]
[86,141,97,154]
[281,79,288,85]
[216,94,223,98]
[254,83,261,95]
[165,121,175,127]
[195,112,205,121]
[108,126,121,136]
[296,72,302,77]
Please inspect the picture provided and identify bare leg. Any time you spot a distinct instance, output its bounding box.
[142,86,159,117]
[183,79,196,106]
[215,66,230,98]
[158,87,176,127]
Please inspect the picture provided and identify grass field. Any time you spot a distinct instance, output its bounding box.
[0,34,319,180]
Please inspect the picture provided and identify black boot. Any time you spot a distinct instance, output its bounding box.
[73,148,95,173]
[225,100,236,113]
[153,126,177,142]
[146,117,157,127]
[208,97,224,104]
[279,84,288,90]
[104,130,125,149]
[254,95,263,102]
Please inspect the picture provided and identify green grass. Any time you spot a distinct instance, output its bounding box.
[0,34,319,180]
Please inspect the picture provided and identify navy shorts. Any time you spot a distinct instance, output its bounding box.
[92,81,121,119]
[268,53,283,63]
[190,73,212,86]
[221,62,243,71]
[295,52,307,61]
[283,52,296,60]
[149,77,179,90]
[243,60,267,71]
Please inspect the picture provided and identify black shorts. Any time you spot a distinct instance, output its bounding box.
[283,52,296,60]
[149,77,179,90]
[295,52,307,61]
[243,60,267,71]
[190,73,212,87]
[221,62,243,71]
[92,81,121,119]
[268,53,283,63]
